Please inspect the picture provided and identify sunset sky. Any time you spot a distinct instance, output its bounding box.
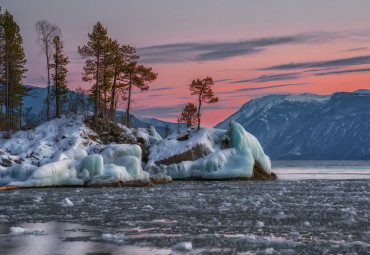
[3,0,370,126]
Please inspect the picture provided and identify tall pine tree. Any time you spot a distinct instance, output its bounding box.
[0,9,28,130]
[123,58,157,128]
[50,35,69,117]
[78,22,109,126]
[108,44,138,120]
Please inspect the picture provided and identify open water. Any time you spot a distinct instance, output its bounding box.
[0,161,369,254]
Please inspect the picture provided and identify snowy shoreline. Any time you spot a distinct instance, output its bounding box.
[0,114,275,189]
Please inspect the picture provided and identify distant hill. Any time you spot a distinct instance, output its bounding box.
[19,85,180,137]
[215,90,370,160]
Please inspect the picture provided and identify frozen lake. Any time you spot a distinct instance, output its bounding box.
[0,161,369,254]
[273,160,370,180]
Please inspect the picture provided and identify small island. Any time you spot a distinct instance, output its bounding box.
[0,114,276,190]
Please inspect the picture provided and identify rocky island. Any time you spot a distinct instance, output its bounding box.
[0,114,276,190]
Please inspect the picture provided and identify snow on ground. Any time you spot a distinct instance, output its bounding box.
[145,120,271,179]
[0,113,271,187]
[0,114,161,187]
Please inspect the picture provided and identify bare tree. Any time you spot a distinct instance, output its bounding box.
[36,20,61,121]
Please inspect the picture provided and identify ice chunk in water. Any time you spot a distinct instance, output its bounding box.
[8,227,47,236]
[62,198,73,207]
[255,221,264,227]
[172,241,192,252]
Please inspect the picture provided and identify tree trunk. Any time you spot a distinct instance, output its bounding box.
[5,45,9,130]
[197,87,204,130]
[126,73,132,128]
[19,103,22,129]
[94,51,100,128]
[109,70,117,120]
[197,100,201,130]
[46,45,50,121]
[103,66,107,118]
[55,55,59,117]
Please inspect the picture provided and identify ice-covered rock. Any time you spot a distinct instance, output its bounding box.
[96,144,142,163]
[150,173,173,184]
[0,114,275,188]
[145,121,274,180]
[115,156,141,180]
[229,121,271,172]
[78,154,104,176]
[1,142,150,188]
[53,148,88,162]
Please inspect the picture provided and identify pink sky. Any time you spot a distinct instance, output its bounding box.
[3,0,370,126]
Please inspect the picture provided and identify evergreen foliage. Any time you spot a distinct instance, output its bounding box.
[0,9,28,130]
[189,77,218,130]
[108,44,138,120]
[50,35,69,117]
[180,103,198,127]
[78,22,109,125]
[123,60,158,128]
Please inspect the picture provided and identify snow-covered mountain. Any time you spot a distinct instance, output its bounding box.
[215,90,370,160]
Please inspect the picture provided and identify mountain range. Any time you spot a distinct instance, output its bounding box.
[215,89,370,160]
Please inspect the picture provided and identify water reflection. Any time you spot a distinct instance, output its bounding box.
[0,222,172,255]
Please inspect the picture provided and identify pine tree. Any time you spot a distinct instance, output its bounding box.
[123,59,157,128]
[0,10,28,130]
[180,103,198,127]
[50,35,69,117]
[36,20,61,121]
[108,44,138,120]
[189,77,218,130]
[78,22,109,126]
[0,8,4,125]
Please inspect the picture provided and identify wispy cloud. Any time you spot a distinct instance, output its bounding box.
[133,105,182,116]
[343,47,368,52]
[138,32,342,63]
[219,83,308,94]
[315,68,370,76]
[230,72,301,84]
[261,55,370,70]
[150,87,173,92]
[214,79,233,83]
